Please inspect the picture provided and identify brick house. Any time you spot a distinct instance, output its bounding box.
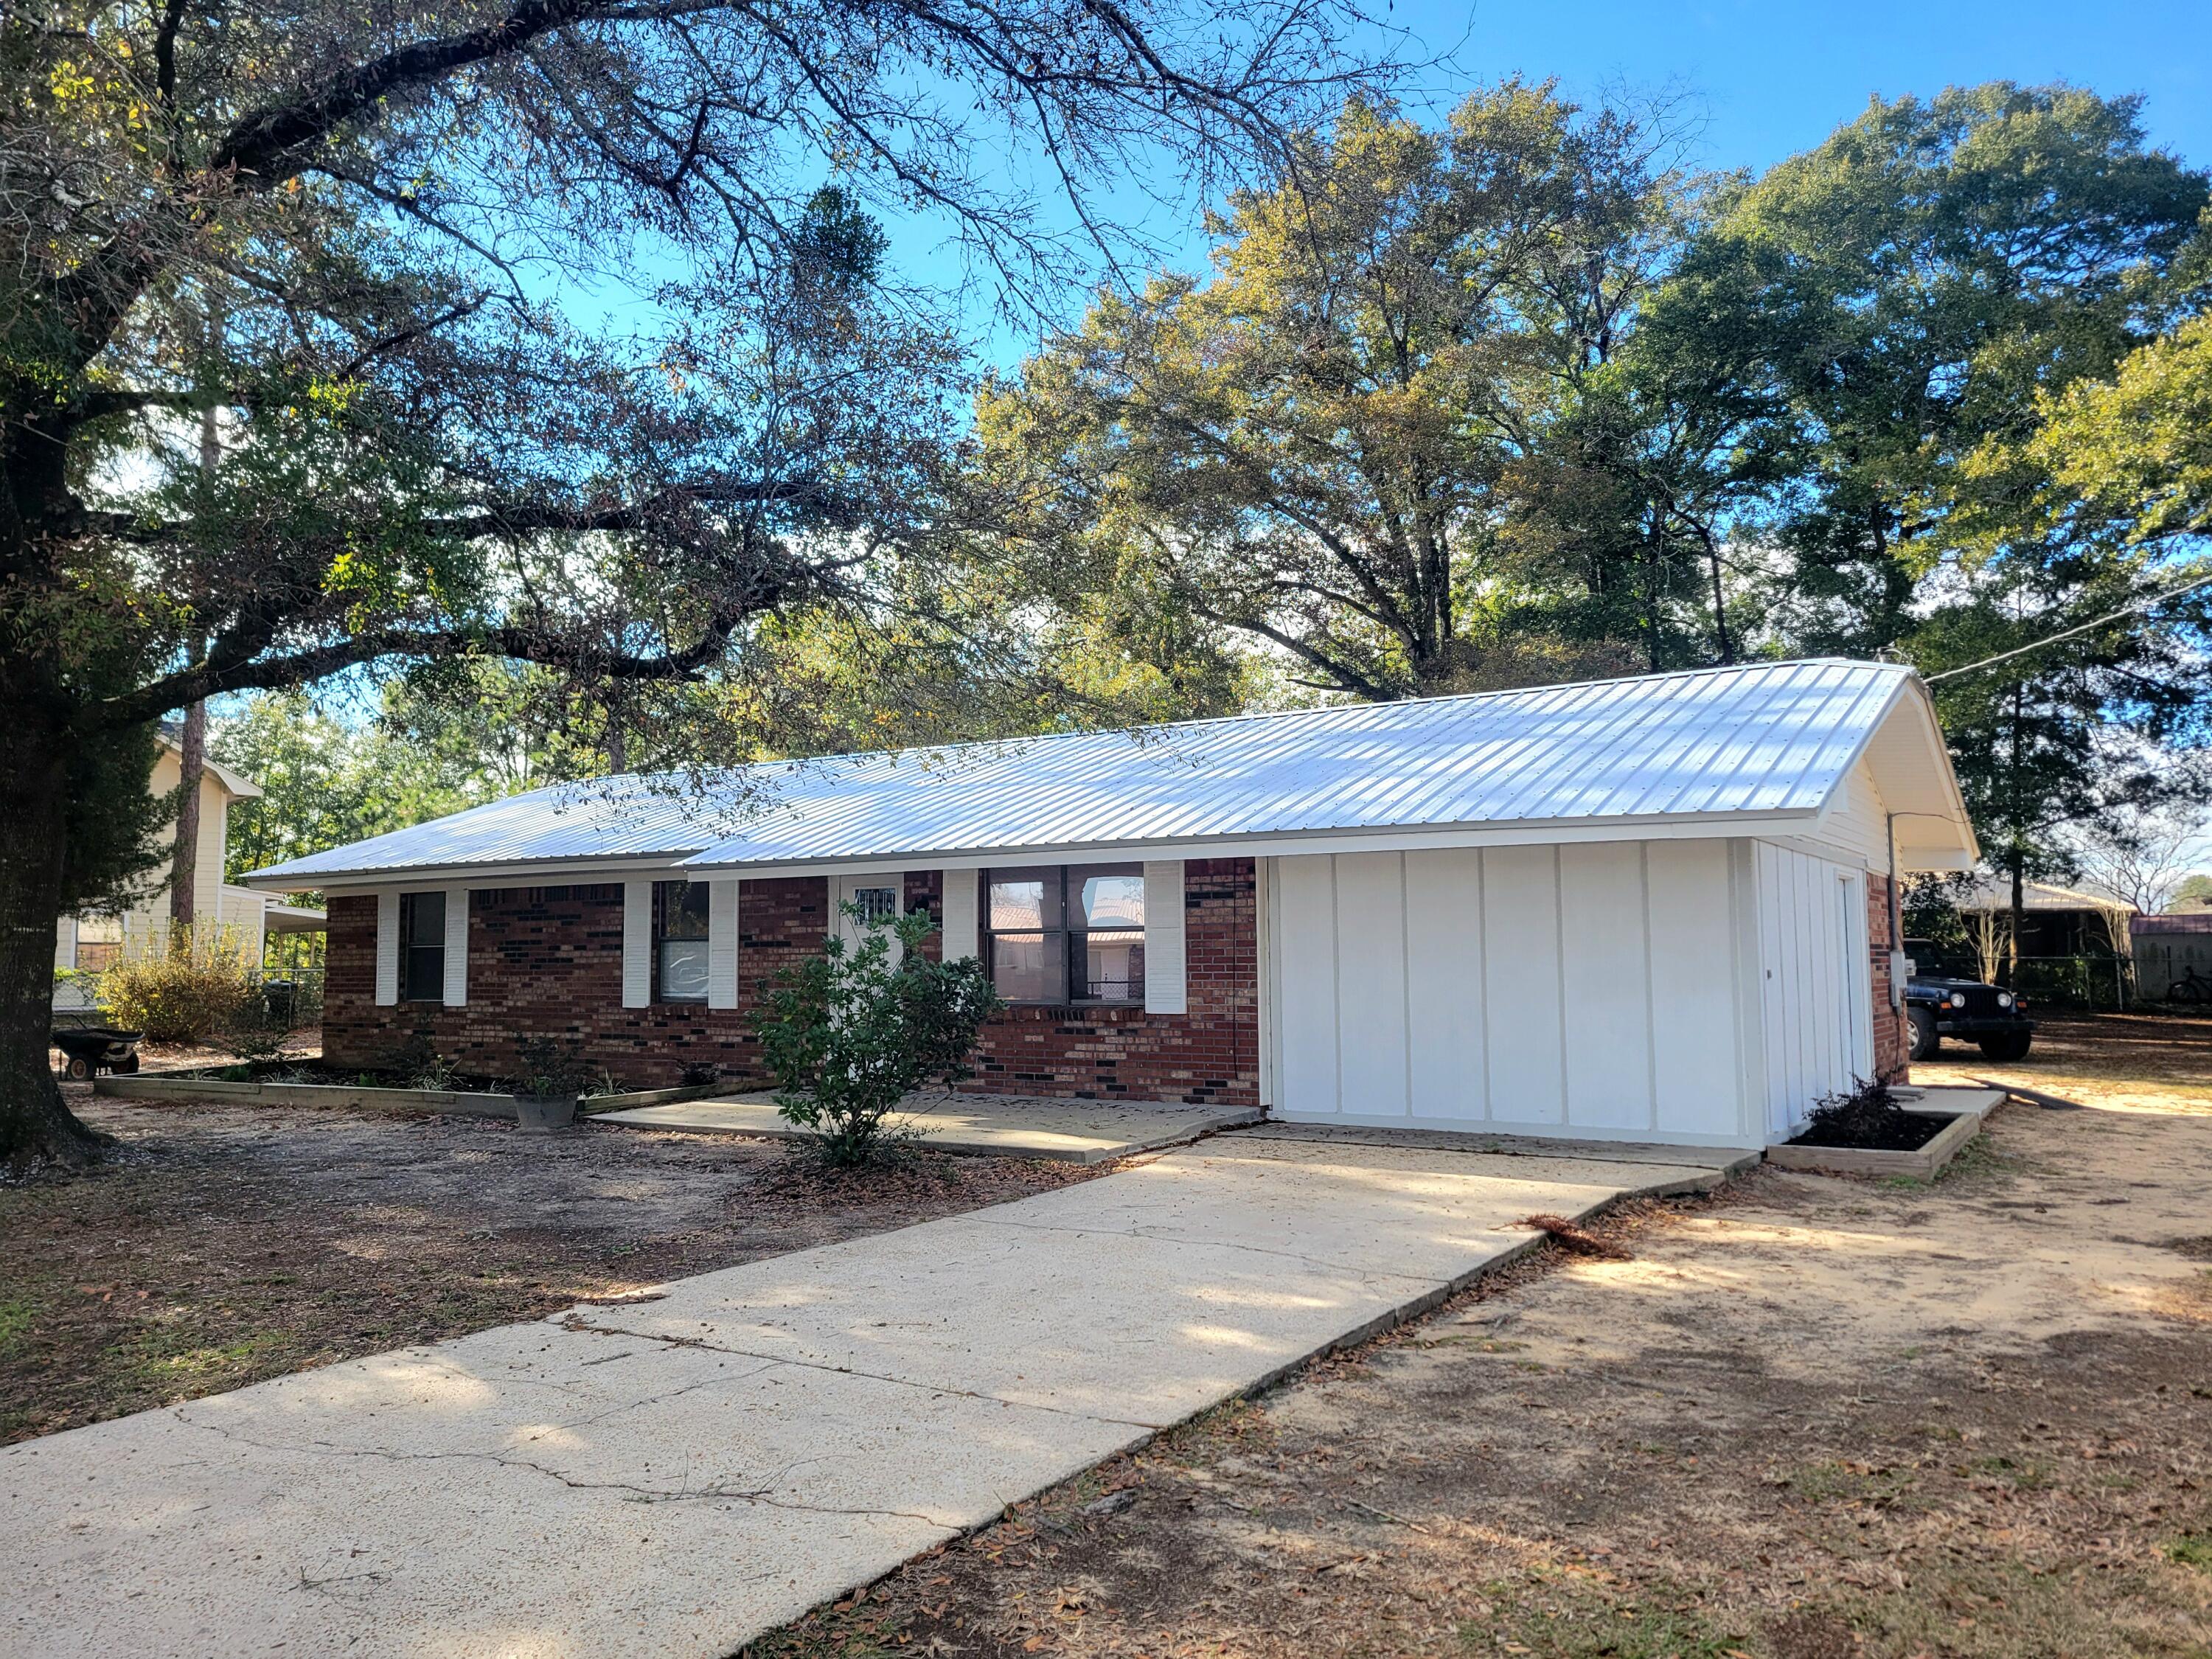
[247,659,1978,1149]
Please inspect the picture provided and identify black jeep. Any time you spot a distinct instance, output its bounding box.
[1901,939,2034,1062]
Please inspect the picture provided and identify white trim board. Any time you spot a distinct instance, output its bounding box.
[255,804,1981,897]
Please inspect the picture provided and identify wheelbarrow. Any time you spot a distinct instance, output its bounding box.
[52,1025,143,1081]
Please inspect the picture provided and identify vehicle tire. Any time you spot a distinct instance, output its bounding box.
[63,1056,91,1081]
[117,1054,140,1074]
[1907,1006,1939,1062]
[1978,1032,2033,1062]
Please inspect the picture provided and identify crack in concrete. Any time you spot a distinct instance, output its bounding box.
[556,1316,1165,1431]
[171,1405,954,1530]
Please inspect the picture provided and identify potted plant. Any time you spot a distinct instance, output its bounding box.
[511,1037,593,1133]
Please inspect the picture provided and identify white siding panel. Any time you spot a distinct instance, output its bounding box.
[1481,844,1566,1125]
[374,890,400,1007]
[1754,841,1870,1135]
[1559,842,1654,1130]
[1273,855,1340,1118]
[1645,841,1741,1138]
[1404,848,1486,1124]
[707,879,740,1009]
[442,886,469,1007]
[1142,860,1186,1015]
[622,880,651,1009]
[1332,852,1410,1116]
[941,869,980,963]
[1265,839,1762,1146]
[1784,759,1890,870]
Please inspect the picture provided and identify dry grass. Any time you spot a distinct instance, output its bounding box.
[745,1014,2212,1659]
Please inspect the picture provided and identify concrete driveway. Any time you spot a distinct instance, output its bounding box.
[4,1127,1740,1658]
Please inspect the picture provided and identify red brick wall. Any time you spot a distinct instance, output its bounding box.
[322,877,827,1087]
[1868,872,1910,1083]
[956,858,1259,1107]
[321,859,1260,1105]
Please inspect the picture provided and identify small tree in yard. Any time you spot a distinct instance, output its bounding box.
[755,906,1002,1167]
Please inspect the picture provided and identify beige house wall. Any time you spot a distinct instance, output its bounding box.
[53,745,267,984]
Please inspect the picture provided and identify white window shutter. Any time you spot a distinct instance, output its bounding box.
[1143,860,1186,1015]
[707,879,740,1009]
[442,886,470,1007]
[941,869,979,962]
[373,891,400,1006]
[622,880,652,1008]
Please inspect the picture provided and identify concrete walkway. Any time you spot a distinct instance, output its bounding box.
[595,1089,1262,1161]
[3,1135,1736,1659]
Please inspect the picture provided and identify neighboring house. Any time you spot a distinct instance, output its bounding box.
[2132,914,2212,1001]
[53,734,323,1004]
[1946,877,2137,959]
[240,658,1979,1150]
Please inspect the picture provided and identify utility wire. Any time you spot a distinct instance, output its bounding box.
[1922,568,2212,684]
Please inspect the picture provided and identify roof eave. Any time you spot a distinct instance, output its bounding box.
[243,808,1832,891]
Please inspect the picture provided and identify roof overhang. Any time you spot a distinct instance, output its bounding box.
[263,809,1837,893]
[163,737,262,800]
[238,852,703,894]
[1820,675,1979,872]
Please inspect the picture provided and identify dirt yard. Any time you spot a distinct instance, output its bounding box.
[0,1088,1099,1444]
[748,1013,2212,1659]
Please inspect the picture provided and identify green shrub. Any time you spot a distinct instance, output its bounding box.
[510,1036,594,1099]
[755,904,1002,1166]
[99,930,260,1043]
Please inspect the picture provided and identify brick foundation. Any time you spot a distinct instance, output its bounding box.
[1868,872,1910,1084]
[322,859,1260,1105]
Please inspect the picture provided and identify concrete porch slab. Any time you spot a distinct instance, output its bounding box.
[594,1089,1264,1163]
[1892,1084,2008,1119]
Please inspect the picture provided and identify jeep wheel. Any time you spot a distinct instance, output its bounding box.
[1907,1006,1939,1062]
[1978,1031,2033,1063]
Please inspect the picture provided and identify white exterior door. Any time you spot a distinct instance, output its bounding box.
[1751,843,1874,1139]
[830,873,905,965]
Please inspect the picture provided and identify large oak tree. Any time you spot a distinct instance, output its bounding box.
[0,0,1385,1166]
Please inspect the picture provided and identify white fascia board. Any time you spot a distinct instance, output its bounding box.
[675,810,1826,882]
[236,853,700,895]
[248,808,1834,894]
[1813,674,1979,867]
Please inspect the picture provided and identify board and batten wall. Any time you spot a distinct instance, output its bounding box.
[1263,837,1874,1147]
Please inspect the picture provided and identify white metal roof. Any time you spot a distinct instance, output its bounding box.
[240,658,1975,888]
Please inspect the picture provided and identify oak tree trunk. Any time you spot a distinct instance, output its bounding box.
[0,725,111,1169]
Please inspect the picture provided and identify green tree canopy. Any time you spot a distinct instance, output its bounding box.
[974,84,1694,700]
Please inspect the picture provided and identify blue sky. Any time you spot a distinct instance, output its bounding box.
[838,0,2212,364]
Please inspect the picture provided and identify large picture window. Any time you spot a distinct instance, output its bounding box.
[399,891,446,1002]
[654,880,711,1003]
[983,865,1144,1006]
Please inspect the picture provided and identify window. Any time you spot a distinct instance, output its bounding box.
[849,886,899,927]
[400,891,446,1002]
[654,880,712,1003]
[74,914,123,974]
[982,864,1144,1006]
